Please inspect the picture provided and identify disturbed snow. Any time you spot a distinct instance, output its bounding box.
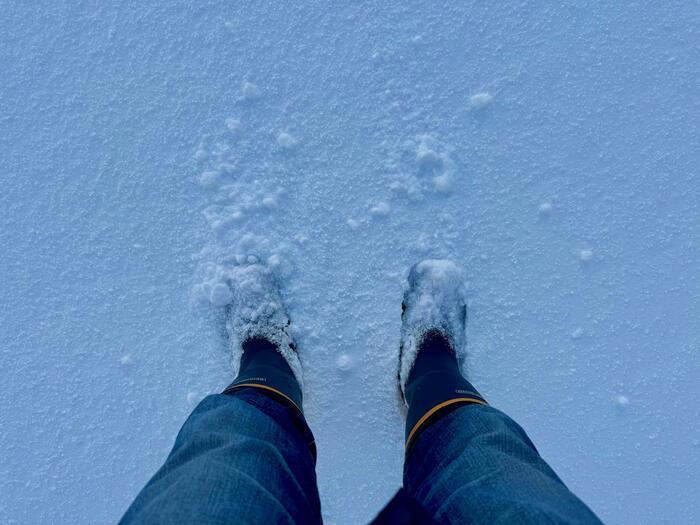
[1,3,699,525]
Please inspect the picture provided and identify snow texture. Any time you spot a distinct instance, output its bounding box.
[1,3,699,525]
[398,260,468,396]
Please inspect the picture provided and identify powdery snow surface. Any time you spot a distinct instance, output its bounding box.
[1,3,699,524]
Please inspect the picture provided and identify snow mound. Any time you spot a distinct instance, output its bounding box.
[240,81,261,101]
[371,201,391,217]
[469,92,494,110]
[415,134,456,193]
[277,131,297,150]
[579,249,594,262]
[225,117,242,133]
[538,202,553,216]
[192,115,301,311]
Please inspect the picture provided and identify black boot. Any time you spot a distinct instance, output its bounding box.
[404,330,486,449]
[224,336,304,413]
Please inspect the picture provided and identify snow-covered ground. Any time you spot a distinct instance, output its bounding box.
[1,2,698,524]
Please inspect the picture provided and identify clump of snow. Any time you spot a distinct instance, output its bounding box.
[266,253,282,268]
[469,92,494,110]
[538,202,553,216]
[414,134,456,194]
[336,353,353,371]
[416,141,444,174]
[262,195,277,208]
[398,259,468,396]
[209,282,233,306]
[186,392,200,404]
[241,81,260,100]
[383,135,457,200]
[389,176,422,200]
[371,201,390,217]
[241,81,261,101]
[433,172,454,193]
[198,170,220,188]
[277,131,297,150]
[346,218,360,229]
[571,327,584,339]
[119,354,133,366]
[615,395,630,407]
[225,117,241,132]
[579,249,594,262]
[265,253,293,277]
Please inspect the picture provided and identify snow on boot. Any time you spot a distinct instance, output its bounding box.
[398,259,468,397]
[222,262,304,411]
[398,259,487,449]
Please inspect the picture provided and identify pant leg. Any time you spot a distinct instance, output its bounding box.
[120,388,321,525]
[404,404,602,524]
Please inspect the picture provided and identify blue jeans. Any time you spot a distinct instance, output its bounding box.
[120,388,601,524]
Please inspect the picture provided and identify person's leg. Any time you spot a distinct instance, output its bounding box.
[404,396,601,524]
[120,263,321,524]
[399,260,602,524]
[120,387,320,524]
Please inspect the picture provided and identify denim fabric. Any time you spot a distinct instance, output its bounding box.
[404,403,603,524]
[121,389,601,524]
[119,389,321,525]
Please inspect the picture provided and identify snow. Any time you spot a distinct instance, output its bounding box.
[198,170,220,188]
[538,202,553,216]
[225,118,241,133]
[579,249,594,262]
[1,2,699,525]
[223,263,304,387]
[371,201,391,217]
[336,354,353,372]
[414,133,456,193]
[615,395,630,408]
[186,392,201,405]
[209,283,233,307]
[398,260,468,395]
[277,132,297,150]
[469,92,494,110]
[240,81,261,101]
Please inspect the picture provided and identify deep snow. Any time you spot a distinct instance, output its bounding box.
[1,2,699,524]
